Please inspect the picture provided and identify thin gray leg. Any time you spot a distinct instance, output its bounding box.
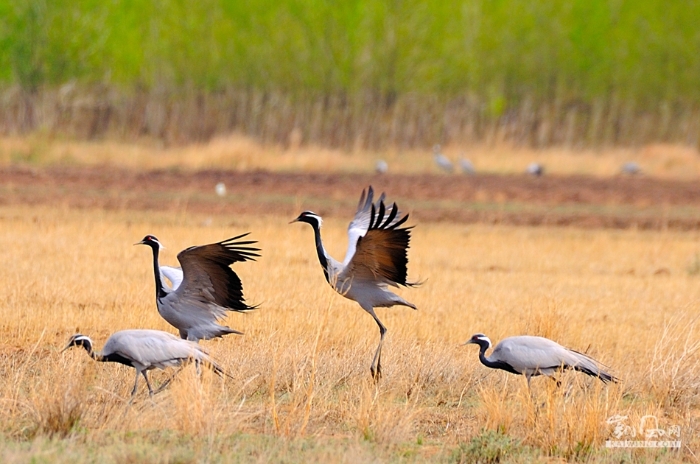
[130,370,141,397]
[366,307,387,381]
[142,371,154,396]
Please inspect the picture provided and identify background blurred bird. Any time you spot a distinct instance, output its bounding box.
[459,156,476,175]
[621,161,641,175]
[433,144,454,173]
[526,162,544,176]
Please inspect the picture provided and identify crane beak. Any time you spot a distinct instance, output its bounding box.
[289,216,301,224]
[134,239,164,250]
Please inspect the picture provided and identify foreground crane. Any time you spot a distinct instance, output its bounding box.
[62,329,230,397]
[136,233,259,341]
[292,186,419,379]
[464,333,618,387]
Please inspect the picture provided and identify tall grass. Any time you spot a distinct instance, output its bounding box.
[0,205,697,461]
[1,0,699,148]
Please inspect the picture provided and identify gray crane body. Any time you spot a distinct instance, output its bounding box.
[63,329,228,396]
[433,144,454,172]
[466,333,617,386]
[157,296,236,341]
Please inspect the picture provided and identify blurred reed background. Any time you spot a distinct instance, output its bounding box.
[1,0,699,149]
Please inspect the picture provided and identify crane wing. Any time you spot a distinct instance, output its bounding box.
[160,265,183,291]
[105,330,198,366]
[174,233,260,312]
[343,190,413,286]
[343,186,378,265]
[343,186,408,266]
[491,336,574,374]
[493,336,616,381]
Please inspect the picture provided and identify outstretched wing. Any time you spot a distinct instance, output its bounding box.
[160,265,183,291]
[174,233,260,312]
[343,188,413,286]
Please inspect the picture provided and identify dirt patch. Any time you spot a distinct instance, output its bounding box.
[2,165,700,230]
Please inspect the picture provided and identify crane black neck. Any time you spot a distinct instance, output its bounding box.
[299,216,331,283]
[73,337,103,362]
[473,340,501,369]
[147,244,169,299]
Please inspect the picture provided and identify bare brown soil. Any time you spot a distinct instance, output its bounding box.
[2,165,700,229]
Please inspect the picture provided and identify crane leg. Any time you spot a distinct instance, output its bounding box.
[130,371,141,397]
[367,308,387,381]
[142,371,154,397]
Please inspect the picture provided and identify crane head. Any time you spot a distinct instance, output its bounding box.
[290,211,323,228]
[135,235,164,249]
[62,334,93,353]
[463,333,491,349]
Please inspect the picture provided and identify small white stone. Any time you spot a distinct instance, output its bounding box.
[375,160,388,174]
[215,182,226,197]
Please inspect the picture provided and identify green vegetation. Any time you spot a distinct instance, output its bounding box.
[3,0,698,103]
[1,0,699,147]
[450,429,533,463]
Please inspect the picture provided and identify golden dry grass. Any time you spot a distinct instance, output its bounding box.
[2,134,700,180]
[0,204,698,462]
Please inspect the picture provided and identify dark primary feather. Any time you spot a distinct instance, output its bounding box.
[349,199,414,287]
[175,233,260,312]
[565,348,617,383]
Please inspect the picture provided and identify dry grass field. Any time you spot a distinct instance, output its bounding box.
[2,134,700,180]
[0,199,698,462]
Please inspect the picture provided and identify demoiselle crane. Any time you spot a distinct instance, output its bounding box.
[291,186,419,379]
[464,333,618,387]
[459,157,476,175]
[621,162,641,175]
[136,233,259,341]
[526,162,544,176]
[62,329,230,397]
[433,144,454,173]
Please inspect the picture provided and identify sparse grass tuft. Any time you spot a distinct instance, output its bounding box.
[451,429,531,464]
[648,313,700,410]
